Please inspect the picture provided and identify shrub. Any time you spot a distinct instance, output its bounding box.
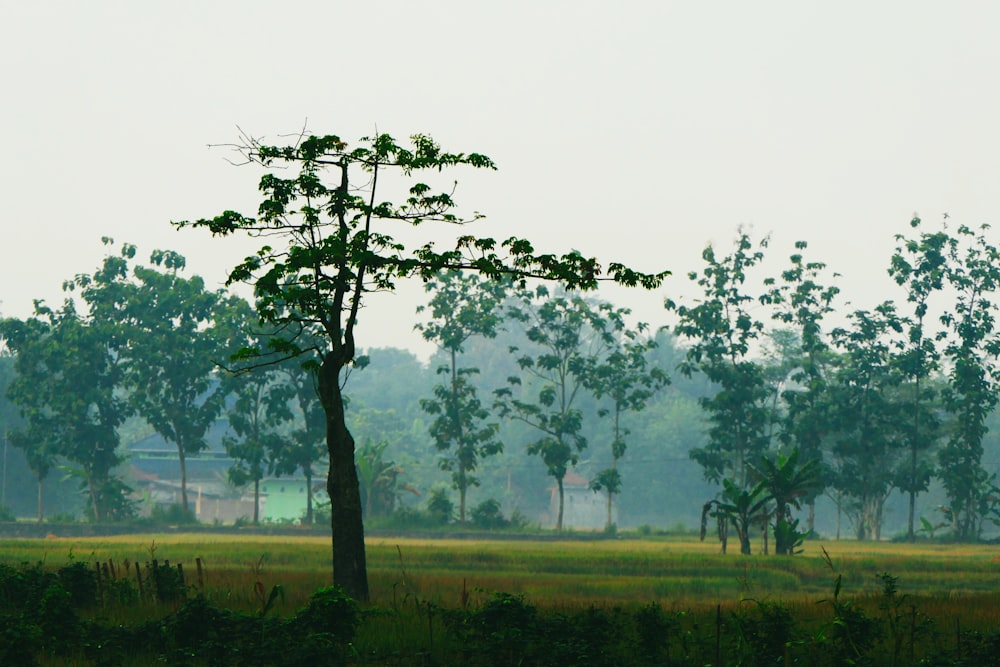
[0,504,15,522]
[57,561,99,609]
[470,498,508,529]
[426,487,454,525]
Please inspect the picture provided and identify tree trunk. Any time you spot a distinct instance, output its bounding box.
[319,353,369,601]
[178,446,189,514]
[304,466,313,525]
[36,477,44,523]
[459,483,467,525]
[606,490,613,532]
[556,476,565,531]
[253,478,260,525]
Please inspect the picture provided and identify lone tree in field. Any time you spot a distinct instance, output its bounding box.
[177,129,667,600]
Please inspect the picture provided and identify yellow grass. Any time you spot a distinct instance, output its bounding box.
[2,532,998,617]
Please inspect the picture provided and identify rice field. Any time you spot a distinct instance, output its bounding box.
[1,532,998,615]
[4,531,1000,665]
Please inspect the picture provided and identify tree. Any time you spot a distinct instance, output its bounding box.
[769,242,840,532]
[936,223,1000,539]
[417,270,507,522]
[667,233,772,488]
[582,324,668,531]
[0,303,130,522]
[826,304,907,541]
[496,287,625,531]
[71,241,233,516]
[177,130,667,599]
[888,216,947,540]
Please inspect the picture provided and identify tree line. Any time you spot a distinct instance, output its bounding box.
[3,128,1000,602]
[0,240,327,525]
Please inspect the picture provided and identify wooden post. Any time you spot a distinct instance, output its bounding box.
[196,557,204,591]
[94,562,104,606]
[135,561,144,599]
[715,603,722,667]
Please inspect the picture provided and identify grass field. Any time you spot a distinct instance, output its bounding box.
[3,532,1000,665]
[2,532,998,613]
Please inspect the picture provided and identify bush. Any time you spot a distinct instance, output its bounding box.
[149,503,199,525]
[0,504,15,522]
[470,499,509,529]
[426,487,454,525]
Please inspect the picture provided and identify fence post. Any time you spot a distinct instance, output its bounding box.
[715,603,722,667]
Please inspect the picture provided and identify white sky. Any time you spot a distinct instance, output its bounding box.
[3,1,1000,360]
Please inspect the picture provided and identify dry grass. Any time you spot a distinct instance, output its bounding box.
[2,532,999,619]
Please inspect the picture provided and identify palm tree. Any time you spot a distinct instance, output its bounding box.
[701,478,771,555]
[751,448,822,554]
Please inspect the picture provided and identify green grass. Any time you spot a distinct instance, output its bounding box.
[4,532,1000,665]
[2,532,999,611]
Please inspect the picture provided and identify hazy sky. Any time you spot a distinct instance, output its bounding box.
[3,2,1000,359]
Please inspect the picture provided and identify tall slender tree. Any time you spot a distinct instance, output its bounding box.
[937,223,1000,539]
[667,233,772,488]
[826,303,907,541]
[769,242,839,532]
[178,130,667,599]
[495,287,627,531]
[888,216,947,540]
[417,271,507,522]
[581,325,667,531]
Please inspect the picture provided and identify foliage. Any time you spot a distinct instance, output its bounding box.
[701,478,771,555]
[889,216,947,540]
[469,498,505,529]
[418,270,507,523]
[70,239,235,515]
[0,302,130,522]
[750,448,821,554]
[935,222,1000,540]
[496,287,629,530]
[581,319,668,531]
[826,303,908,540]
[769,241,840,532]
[426,485,455,524]
[178,129,666,600]
[666,232,773,489]
[355,439,416,520]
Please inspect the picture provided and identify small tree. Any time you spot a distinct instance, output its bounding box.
[496,288,624,531]
[750,448,821,555]
[768,242,839,533]
[582,326,667,531]
[221,370,293,525]
[270,356,327,525]
[701,478,771,555]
